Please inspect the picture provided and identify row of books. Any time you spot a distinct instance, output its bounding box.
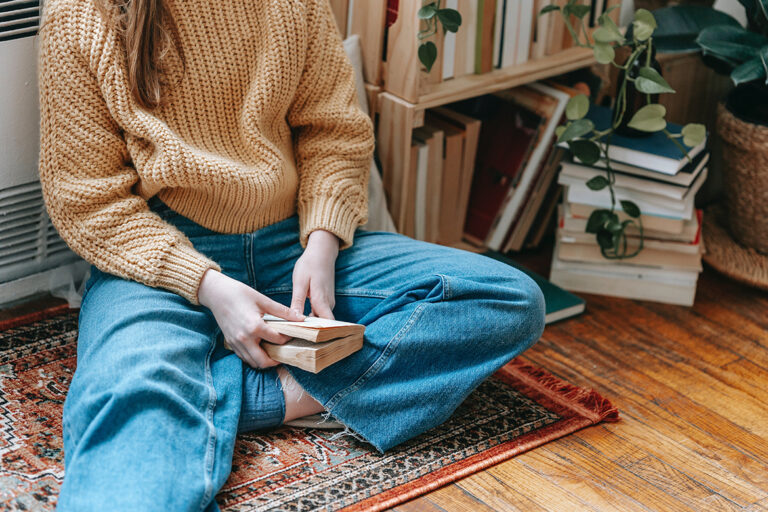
[396,81,569,250]
[550,105,709,306]
[385,0,620,81]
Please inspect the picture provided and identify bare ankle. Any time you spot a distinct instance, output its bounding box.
[276,365,324,422]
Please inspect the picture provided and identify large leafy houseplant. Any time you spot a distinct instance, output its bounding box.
[541,2,706,258]
[654,2,768,123]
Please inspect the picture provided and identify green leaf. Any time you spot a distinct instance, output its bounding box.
[437,9,462,32]
[418,41,438,72]
[418,3,438,19]
[596,228,615,249]
[594,42,616,64]
[731,56,767,85]
[569,4,592,18]
[557,118,595,142]
[648,6,740,54]
[635,67,676,94]
[633,9,657,41]
[697,25,768,64]
[606,218,623,233]
[627,104,667,132]
[539,4,561,17]
[620,200,641,218]
[586,209,612,234]
[594,25,624,44]
[586,175,610,190]
[566,94,590,120]
[555,125,567,138]
[681,123,706,147]
[570,140,601,165]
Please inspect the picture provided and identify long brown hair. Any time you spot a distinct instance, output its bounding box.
[97,0,184,109]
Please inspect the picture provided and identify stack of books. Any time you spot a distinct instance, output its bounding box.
[262,315,365,373]
[550,105,708,306]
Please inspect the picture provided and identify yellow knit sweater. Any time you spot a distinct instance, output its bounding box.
[37,0,374,304]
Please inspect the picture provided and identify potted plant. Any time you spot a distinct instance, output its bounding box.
[540,2,706,258]
[665,2,768,255]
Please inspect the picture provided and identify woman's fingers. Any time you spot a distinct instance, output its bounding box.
[243,341,280,368]
[260,295,305,321]
[310,295,335,320]
[290,275,309,316]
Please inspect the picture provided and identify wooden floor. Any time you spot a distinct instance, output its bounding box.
[393,246,768,512]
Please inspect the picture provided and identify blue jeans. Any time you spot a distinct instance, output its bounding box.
[58,198,545,511]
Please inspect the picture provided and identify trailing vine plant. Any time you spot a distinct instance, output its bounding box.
[417,1,462,72]
[541,3,706,258]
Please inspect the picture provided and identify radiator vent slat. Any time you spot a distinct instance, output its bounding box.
[0,0,40,42]
[0,181,80,283]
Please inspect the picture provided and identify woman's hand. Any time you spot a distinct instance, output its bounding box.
[198,269,305,368]
[290,229,340,319]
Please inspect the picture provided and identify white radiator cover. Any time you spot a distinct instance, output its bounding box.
[1,0,88,308]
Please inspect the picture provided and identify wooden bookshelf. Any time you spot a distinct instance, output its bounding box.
[329,0,599,238]
[416,47,594,109]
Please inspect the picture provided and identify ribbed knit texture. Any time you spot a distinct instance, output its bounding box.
[37,0,374,304]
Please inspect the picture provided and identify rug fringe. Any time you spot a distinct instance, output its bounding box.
[508,358,620,423]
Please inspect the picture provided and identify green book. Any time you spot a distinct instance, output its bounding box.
[482,250,586,324]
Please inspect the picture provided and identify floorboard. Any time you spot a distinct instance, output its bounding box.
[395,243,768,511]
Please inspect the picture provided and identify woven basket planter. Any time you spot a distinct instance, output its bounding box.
[717,103,768,254]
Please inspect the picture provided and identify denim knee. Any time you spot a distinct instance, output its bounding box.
[511,272,546,351]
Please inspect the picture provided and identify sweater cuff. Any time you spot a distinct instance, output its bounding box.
[156,243,221,305]
[299,194,366,250]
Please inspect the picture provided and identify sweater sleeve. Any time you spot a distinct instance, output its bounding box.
[287,0,376,250]
[37,11,220,304]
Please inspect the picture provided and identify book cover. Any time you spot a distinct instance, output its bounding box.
[430,107,482,243]
[461,95,542,241]
[482,250,586,324]
[476,0,497,73]
[426,113,466,245]
[485,82,570,250]
[588,151,709,188]
[457,0,478,76]
[584,105,707,174]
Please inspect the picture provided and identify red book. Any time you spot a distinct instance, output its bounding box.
[463,100,542,241]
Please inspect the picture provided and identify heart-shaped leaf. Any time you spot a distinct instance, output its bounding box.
[594,25,624,44]
[635,67,676,94]
[620,200,641,218]
[437,9,462,32]
[418,3,438,19]
[587,209,612,233]
[627,104,667,132]
[569,4,592,18]
[681,123,706,147]
[596,228,615,249]
[586,175,610,190]
[418,41,438,72]
[633,9,657,41]
[594,42,616,64]
[570,140,602,165]
[558,118,595,142]
[566,94,590,120]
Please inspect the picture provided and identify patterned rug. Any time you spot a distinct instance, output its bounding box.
[0,306,619,511]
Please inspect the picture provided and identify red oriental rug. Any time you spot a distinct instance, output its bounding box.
[0,306,619,511]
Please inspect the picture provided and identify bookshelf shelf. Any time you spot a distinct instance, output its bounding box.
[377,48,596,236]
[416,47,595,110]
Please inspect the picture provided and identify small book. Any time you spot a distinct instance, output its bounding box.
[263,314,365,342]
[263,334,364,373]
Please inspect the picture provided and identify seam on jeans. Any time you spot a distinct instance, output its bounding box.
[323,302,428,412]
[198,334,219,511]
[261,285,393,299]
[437,273,452,300]
[244,233,257,288]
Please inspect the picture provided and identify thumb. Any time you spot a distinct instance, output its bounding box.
[290,275,309,316]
